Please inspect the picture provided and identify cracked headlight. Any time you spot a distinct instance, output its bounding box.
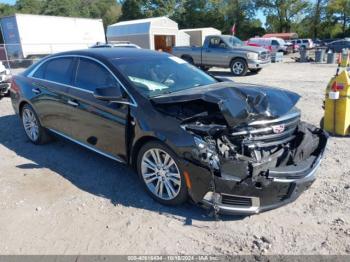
[247,52,259,60]
[193,136,220,170]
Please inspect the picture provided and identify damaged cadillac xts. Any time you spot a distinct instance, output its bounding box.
[10,48,328,215]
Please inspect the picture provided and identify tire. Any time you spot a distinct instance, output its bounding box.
[200,66,210,71]
[136,141,188,206]
[181,55,194,65]
[230,58,248,76]
[320,117,324,129]
[250,68,262,74]
[21,104,51,145]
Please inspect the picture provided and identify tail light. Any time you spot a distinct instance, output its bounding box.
[11,77,20,92]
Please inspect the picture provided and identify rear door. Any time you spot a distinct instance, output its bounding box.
[29,57,76,135]
[66,57,129,159]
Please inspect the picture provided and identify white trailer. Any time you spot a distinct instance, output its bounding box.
[180,27,222,46]
[107,17,179,52]
[0,14,105,60]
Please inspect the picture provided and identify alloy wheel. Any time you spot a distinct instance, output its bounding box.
[232,61,244,75]
[141,148,181,200]
[22,108,39,142]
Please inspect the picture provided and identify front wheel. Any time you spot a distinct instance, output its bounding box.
[230,58,248,76]
[137,141,188,206]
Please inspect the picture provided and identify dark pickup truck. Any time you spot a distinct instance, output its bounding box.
[172,35,271,76]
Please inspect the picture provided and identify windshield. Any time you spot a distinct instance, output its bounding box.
[220,35,243,47]
[113,56,217,97]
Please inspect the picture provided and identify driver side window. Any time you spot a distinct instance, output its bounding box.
[209,37,226,49]
[75,58,120,92]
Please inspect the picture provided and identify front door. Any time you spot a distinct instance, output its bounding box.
[66,57,129,160]
[202,36,229,66]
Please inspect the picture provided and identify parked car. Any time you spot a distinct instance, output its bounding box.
[291,39,314,49]
[10,48,328,215]
[326,39,350,53]
[247,37,291,54]
[286,41,300,53]
[0,62,11,99]
[91,41,141,49]
[172,35,270,76]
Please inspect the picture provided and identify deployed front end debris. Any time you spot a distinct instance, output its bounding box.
[152,82,328,214]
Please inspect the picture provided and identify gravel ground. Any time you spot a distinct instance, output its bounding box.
[0,60,349,255]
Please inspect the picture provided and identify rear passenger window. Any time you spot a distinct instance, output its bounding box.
[75,58,118,92]
[43,58,74,85]
[32,63,46,79]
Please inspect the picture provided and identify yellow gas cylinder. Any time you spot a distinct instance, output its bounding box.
[324,69,350,135]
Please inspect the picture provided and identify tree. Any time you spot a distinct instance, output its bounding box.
[41,0,80,17]
[119,0,145,21]
[223,0,263,39]
[257,0,310,32]
[0,3,16,17]
[327,0,350,35]
[15,0,43,14]
[172,0,225,30]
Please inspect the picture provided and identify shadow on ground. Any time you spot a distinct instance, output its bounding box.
[209,70,259,78]
[0,113,245,223]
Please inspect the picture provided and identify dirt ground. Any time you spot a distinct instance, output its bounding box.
[0,60,349,255]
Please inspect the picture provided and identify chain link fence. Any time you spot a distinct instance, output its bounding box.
[0,42,96,72]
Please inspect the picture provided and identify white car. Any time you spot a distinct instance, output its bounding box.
[91,41,141,49]
[247,37,288,53]
[0,61,11,99]
[291,39,314,49]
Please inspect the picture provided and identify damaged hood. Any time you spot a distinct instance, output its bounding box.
[151,82,300,127]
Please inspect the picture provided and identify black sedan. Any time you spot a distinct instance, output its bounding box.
[326,39,350,53]
[10,48,328,215]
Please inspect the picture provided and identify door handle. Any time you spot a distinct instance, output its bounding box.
[68,99,79,107]
[32,88,41,94]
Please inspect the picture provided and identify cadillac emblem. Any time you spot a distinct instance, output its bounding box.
[272,124,285,134]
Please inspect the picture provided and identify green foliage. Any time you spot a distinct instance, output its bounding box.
[257,0,310,32]
[0,3,16,17]
[15,0,43,14]
[327,0,350,36]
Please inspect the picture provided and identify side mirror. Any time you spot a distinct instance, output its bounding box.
[93,86,125,102]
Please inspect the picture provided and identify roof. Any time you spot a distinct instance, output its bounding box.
[107,16,178,37]
[263,33,298,40]
[0,13,102,22]
[53,48,170,61]
[109,16,171,27]
[181,27,221,32]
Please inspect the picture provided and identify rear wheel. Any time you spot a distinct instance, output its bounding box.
[181,55,194,65]
[230,58,248,76]
[21,104,51,145]
[137,141,188,206]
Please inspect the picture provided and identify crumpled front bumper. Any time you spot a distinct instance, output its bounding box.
[201,152,323,215]
[188,124,329,215]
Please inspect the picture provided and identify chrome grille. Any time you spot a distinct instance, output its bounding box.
[259,51,270,61]
[221,194,253,207]
[229,110,301,148]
